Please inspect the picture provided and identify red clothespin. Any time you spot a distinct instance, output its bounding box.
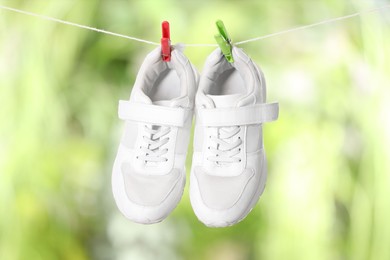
[161,21,171,62]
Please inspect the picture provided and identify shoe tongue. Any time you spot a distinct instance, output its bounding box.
[207,94,244,108]
[153,99,175,107]
[152,96,189,107]
[133,88,188,108]
[132,89,153,104]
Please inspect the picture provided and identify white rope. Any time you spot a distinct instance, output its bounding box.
[1,4,389,47]
[0,5,159,45]
[184,43,218,47]
[235,4,390,45]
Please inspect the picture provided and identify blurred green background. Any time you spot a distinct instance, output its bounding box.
[1,0,390,259]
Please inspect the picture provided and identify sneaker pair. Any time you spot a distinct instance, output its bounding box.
[112,46,279,227]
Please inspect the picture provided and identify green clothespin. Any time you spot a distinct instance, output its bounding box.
[214,20,234,63]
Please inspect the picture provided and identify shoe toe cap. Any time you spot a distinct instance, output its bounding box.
[122,162,181,207]
[114,162,184,224]
[192,166,264,227]
[194,167,255,210]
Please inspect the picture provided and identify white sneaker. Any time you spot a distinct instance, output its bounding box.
[112,46,198,224]
[190,47,279,227]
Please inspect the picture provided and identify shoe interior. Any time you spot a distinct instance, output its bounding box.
[148,69,181,102]
[207,67,246,96]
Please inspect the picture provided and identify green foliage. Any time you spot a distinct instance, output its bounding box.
[1,0,389,259]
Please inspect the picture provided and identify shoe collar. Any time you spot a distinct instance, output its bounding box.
[197,46,264,109]
[129,46,195,108]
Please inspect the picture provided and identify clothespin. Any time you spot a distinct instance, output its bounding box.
[214,20,234,63]
[161,21,171,62]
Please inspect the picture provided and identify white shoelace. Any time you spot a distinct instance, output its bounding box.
[137,125,170,163]
[207,126,243,164]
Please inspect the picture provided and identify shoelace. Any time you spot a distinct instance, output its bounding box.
[207,126,243,164]
[137,125,170,163]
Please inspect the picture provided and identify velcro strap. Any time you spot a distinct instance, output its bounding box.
[196,102,279,127]
[118,101,192,127]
